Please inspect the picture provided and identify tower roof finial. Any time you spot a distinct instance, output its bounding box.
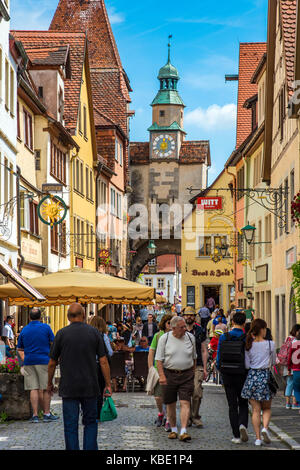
[168,34,172,63]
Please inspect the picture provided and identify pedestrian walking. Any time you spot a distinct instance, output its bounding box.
[277,324,300,409]
[182,307,207,427]
[17,308,58,423]
[288,328,300,412]
[216,311,248,445]
[47,303,112,451]
[212,309,227,333]
[89,316,113,418]
[197,303,211,334]
[139,306,149,324]
[155,316,197,442]
[241,319,276,446]
[142,313,158,345]
[132,316,143,345]
[148,314,173,431]
[2,315,14,350]
[206,296,216,313]
[244,305,255,324]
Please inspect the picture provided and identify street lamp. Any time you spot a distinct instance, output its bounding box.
[147,240,157,255]
[241,224,256,245]
[218,243,229,258]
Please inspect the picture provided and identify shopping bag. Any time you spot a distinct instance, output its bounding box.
[100,396,118,422]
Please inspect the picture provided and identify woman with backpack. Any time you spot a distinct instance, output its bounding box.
[278,324,300,409]
[241,319,276,446]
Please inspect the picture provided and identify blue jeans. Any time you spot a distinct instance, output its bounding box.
[293,371,300,404]
[285,375,294,397]
[62,397,98,450]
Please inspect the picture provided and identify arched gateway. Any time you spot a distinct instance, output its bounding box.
[129,41,211,280]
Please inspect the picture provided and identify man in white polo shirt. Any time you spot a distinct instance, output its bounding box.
[155,316,197,442]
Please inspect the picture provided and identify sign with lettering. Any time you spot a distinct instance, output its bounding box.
[42,183,63,193]
[197,197,222,210]
[192,269,233,277]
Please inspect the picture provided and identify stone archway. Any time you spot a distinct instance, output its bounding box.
[130,239,181,281]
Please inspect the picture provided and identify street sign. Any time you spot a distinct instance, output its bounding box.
[42,183,63,193]
[197,197,222,210]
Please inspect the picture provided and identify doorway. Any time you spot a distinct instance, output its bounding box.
[203,285,220,307]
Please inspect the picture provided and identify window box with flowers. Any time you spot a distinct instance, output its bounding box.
[291,191,300,226]
[0,358,31,420]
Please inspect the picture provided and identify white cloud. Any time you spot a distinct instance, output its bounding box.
[107,7,125,25]
[185,104,237,131]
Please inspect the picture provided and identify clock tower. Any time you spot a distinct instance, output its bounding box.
[149,40,186,160]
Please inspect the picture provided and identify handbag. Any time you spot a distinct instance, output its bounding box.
[100,396,118,422]
[267,341,279,395]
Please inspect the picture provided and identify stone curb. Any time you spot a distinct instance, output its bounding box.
[268,421,300,450]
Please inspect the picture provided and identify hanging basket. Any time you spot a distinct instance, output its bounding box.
[291,192,300,225]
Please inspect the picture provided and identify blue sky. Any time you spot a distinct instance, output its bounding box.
[10,0,268,184]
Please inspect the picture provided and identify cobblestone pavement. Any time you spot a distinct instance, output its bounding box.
[0,384,289,451]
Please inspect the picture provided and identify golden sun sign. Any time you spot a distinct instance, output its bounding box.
[37,195,67,227]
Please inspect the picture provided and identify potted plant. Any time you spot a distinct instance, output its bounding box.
[0,356,31,420]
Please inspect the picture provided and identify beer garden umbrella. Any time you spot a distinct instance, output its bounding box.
[0,268,155,307]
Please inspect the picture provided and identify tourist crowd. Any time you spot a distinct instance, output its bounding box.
[1,301,300,451]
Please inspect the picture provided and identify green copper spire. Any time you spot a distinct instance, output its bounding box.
[152,36,184,107]
[158,35,179,80]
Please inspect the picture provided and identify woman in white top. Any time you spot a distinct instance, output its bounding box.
[241,319,276,447]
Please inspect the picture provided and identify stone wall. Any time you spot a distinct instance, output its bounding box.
[0,374,31,420]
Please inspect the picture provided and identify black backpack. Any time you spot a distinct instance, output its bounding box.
[219,332,246,375]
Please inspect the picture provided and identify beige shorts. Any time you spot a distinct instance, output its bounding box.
[23,365,49,391]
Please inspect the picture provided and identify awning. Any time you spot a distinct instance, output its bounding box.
[0,268,155,307]
[0,258,46,302]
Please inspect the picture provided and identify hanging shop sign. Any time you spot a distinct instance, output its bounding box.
[37,195,67,227]
[197,197,223,210]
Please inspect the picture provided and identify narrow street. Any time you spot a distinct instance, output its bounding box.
[0,384,288,451]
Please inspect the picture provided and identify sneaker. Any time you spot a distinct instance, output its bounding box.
[155,414,164,427]
[29,415,39,423]
[168,432,178,439]
[164,421,171,432]
[43,412,59,422]
[286,404,292,409]
[179,432,191,442]
[231,438,242,444]
[255,439,262,446]
[292,403,300,410]
[261,428,271,444]
[239,424,248,442]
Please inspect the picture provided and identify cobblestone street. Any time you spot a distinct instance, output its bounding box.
[0,384,289,451]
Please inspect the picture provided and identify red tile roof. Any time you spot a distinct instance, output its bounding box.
[25,45,69,67]
[49,0,131,102]
[11,31,86,133]
[142,255,181,274]
[49,0,131,143]
[280,0,297,97]
[179,141,210,165]
[236,43,266,148]
[130,140,210,165]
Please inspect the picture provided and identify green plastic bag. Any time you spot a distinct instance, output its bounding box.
[100,396,118,422]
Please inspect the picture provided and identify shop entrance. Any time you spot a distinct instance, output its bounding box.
[203,285,220,307]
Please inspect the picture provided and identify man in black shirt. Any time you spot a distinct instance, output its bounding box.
[182,307,208,427]
[47,303,112,451]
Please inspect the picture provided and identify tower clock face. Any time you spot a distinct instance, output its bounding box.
[153,134,176,157]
